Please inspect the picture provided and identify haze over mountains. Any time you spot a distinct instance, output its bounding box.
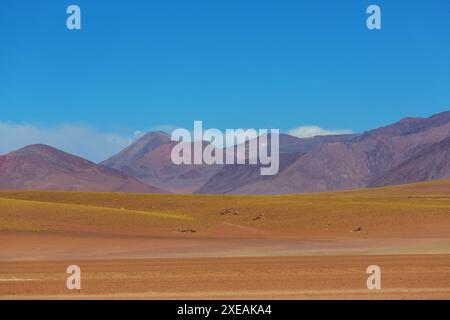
[0,110,449,194]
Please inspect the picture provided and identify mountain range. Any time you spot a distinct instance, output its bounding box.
[101,132,222,193]
[1,110,449,194]
[199,111,450,194]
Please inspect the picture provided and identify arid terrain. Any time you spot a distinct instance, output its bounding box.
[1,179,450,299]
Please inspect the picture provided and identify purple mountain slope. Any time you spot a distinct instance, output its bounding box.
[101,132,222,193]
[0,144,166,193]
[196,111,450,194]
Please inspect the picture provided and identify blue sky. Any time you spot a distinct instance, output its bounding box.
[1,0,449,161]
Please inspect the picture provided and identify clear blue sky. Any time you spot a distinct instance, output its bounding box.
[0,1,450,160]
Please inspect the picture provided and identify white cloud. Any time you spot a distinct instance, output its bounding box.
[133,130,146,139]
[131,125,178,140]
[0,122,134,163]
[0,122,355,163]
[150,124,179,134]
[288,125,353,139]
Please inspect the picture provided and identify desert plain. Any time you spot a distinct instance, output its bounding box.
[1,179,450,299]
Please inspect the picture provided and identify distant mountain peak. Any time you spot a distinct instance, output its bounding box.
[8,144,95,166]
[101,131,222,193]
[140,130,171,139]
[0,144,165,193]
[14,143,62,154]
[362,110,450,139]
[102,131,172,167]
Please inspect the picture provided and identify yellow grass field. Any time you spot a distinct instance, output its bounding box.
[1,179,450,299]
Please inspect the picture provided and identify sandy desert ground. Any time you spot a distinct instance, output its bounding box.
[1,179,450,299]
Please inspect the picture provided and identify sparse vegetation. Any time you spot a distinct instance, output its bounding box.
[0,179,449,238]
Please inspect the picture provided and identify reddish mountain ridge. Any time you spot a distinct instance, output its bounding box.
[101,132,222,193]
[4,110,449,195]
[0,144,165,193]
[197,111,450,194]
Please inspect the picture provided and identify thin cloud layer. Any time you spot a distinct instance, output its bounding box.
[0,122,355,162]
[0,122,133,163]
[288,125,353,139]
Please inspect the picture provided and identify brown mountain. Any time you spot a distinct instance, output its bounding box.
[103,131,171,169]
[195,133,357,194]
[197,111,450,194]
[0,144,165,193]
[370,137,450,187]
[101,132,222,193]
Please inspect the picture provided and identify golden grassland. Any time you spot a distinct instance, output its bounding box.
[1,180,450,299]
[0,179,449,239]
